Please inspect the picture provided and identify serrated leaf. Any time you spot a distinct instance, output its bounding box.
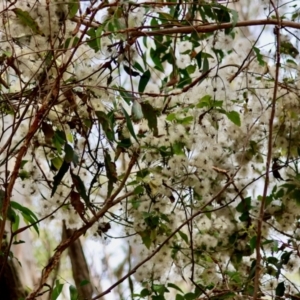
[121,106,138,142]
[141,103,158,136]
[51,161,70,197]
[138,69,151,93]
[226,111,241,126]
[13,8,43,35]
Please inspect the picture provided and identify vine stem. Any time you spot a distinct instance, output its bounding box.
[253,1,281,298]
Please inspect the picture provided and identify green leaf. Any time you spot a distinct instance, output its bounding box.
[202,57,209,73]
[64,144,74,163]
[22,213,39,235]
[13,239,25,245]
[281,251,292,265]
[134,185,144,195]
[226,111,241,126]
[195,51,202,69]
[96,111,114,141]
[70,172,89,204]
[124,65,140,77]
[166,113,176,121]
[275,282,285,297]
[132,101,144,122]
[253,47,265,66]
[249,236,257,253]
[51,161,70,197]
[51,280,64,300]
[172,142,185,155]
[133,61,144,73]
[230,9,239,27]
[52,130,66,154]
[138,70,151,93]
[68,0,79,18]
[80,279,90,286]
[12,8,43,35]
[18,170,30,180]
[118,87,135,104]
[139,230,152,249]
[168,283,183,293]
[153,284,169,295]
[11,213,20,232]
[51,157,63,170]
[121,106,138,143]
[69,285,78,300]
[11,201,39,234]
[197,95,212,108]
[141,103,158,136]
[140,288,151,297]
[137,169,149,179]
[150,48,164,72]
[184,292,197,300]
[178,231,189,244]
[86,28,100,52]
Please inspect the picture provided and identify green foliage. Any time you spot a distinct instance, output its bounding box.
[12,8,43,35]
[10,201,39,234]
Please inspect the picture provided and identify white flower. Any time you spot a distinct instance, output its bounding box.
[176,54,191,69]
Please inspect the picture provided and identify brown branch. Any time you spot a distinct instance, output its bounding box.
[253,2,281,299]
[25,153,138,300]
[129,19,296,37]
[0,82,60,250]
[91,179,233,300]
